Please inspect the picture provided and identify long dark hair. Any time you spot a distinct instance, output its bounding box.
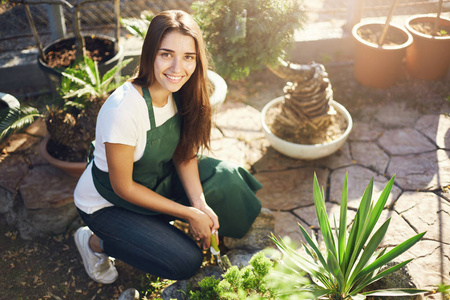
[133,10,212,162]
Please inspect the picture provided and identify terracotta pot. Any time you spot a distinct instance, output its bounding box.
[40,135,86,178]
[261,97,353,160]
[352,22,413,88]
[405,15,450,80]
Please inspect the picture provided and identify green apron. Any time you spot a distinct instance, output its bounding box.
[92,87,262,238]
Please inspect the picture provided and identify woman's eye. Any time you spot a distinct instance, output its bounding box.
[185,55,195,60]
[162,52,172,58]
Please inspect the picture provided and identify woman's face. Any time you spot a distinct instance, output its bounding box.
[152,30,197,94]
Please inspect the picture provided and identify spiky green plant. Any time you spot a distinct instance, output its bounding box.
[120,11,154,40]
[271,173,427,299]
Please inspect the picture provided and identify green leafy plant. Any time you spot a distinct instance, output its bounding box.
[120,11,154,40]
[187,251,311,299]
[0,105,41,142]
[45,56,131,162]
[191,0,307,80]
[271,173,428,299]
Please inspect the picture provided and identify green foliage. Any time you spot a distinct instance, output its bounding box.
[59,56,132,110]
[271,173,428,299]
[120,11,154,40]
[191,0,307,80]
[0,105,41,142]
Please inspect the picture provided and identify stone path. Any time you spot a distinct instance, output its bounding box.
[0,73,449,297]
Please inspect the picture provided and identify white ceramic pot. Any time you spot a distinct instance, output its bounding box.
[261,97,353,160]
[207,70,227,111]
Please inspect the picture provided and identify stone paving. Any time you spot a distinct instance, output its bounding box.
[0,67,449,297]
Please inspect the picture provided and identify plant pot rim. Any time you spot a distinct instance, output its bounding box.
[261,97,353,159]
[405,14,450,40]
[40,135,86,177]
[38,34,123,72]
[352,21,413,50]
[0,92,20,110]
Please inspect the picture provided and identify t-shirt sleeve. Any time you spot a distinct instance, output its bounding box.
[98,108,139,146]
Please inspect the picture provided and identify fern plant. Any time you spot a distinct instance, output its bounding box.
[271,173,428,299]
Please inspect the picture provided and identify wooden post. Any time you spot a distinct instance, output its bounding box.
[47,3,66,41]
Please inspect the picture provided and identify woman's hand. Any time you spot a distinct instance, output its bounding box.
[187,207,214,249]
[197,203,219,245]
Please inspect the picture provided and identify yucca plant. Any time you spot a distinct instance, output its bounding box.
[271,173,427,299]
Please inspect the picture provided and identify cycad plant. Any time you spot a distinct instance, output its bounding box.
[45,56,131,161]
[271,173,427,299]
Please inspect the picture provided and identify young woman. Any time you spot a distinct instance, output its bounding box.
[73,10,262,284]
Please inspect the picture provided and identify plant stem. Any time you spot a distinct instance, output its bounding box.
[378,0,399,46]
[433,0,443,34]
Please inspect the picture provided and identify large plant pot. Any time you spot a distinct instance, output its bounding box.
[40,135,86,178]
[207,70,228,111]
[261,97,353,160]
[38,35,123,93]
[405,15,450,80]
[352,22,413,88]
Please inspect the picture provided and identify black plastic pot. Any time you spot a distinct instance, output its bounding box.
[37,34,124,93]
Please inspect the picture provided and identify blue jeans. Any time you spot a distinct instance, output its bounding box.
[77,207,203,280]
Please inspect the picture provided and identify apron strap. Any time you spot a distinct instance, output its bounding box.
[142,87,156,129]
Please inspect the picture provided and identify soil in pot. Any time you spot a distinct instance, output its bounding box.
[46,138,87,163]
[265,101,348,145]
[409,21,450,37]
[44,36,116,69]
[357,23,406,46]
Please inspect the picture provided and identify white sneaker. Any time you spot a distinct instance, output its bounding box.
[74,226,118,284]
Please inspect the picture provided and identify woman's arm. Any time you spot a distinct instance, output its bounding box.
[105,142,213,248]
[174,157,220,247]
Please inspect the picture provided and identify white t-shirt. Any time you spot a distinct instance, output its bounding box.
[74,82,178,214]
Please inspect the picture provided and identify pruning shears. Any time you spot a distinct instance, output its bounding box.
[210,233,232,273]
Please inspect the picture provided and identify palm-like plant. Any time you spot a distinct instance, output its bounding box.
[45,56,131,161]
[0,106,41,142]
[271,173,427,299]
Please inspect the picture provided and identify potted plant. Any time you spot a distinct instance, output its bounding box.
[13,0,123,93]
[271,173,428,298]
[192,0,352,160]
[40,56,131,177]
[0,92,41,145]
[404,0,450,80]
[351,0,413,88]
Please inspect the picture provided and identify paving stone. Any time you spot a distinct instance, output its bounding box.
[0,154,29,193]
[387,150,450,191]
[378,128,436,155]
[255,167,329,210]
[1,133,41,154]
[374,102,420,128]
[393,192,450,244]
[252,147,308,172]
[396,240,450,293]
[350,141,389,174]
[314,142,353,170]
[206,137,248,168]
[271,210,307,244]
[330,166,402,209]
[348,121,383,142]
[415,114,450,149]
[0,186,14,214]
[24,117,48,137]
[19,165,78,209]
[214,102,264,141]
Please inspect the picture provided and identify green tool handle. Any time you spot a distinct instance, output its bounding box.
[210,233,220,254]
